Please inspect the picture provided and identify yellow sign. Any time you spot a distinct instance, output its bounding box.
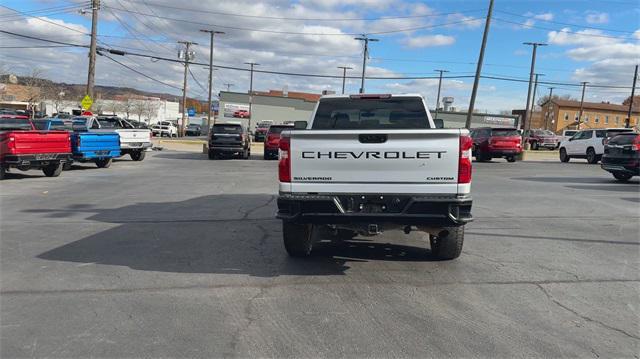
[81,95,93,110]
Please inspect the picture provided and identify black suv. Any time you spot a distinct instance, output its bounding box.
[208,123,251,159]
[601,132,639,182]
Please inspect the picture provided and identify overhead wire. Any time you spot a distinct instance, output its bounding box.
[493,10,636,34]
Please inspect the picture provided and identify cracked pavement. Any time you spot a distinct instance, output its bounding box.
[1,151,638,358]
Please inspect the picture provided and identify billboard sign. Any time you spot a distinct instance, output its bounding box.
[223,103,250,119]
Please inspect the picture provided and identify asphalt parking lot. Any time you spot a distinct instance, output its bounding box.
[1,152,639,358]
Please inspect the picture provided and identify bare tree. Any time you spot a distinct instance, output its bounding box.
[23,67,45,119]
[93,99,106,115]
[105,100,124,116]
[122,99,134,119]
[144,100,160,125]
[132,100,146,121]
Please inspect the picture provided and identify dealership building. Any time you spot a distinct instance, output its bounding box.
[218,90,519,130]
[218,90,320,131]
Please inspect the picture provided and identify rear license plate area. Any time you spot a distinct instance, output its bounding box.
[35,154,56,160]
[337,195,409,213]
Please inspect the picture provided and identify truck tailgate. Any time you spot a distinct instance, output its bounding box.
[11,131,71,154]
[288,129,462,194]
[115,129,150,144]
[74,132,120,152]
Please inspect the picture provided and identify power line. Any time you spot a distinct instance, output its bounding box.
[0,4,87,20]
[0,4,89,34]
[100,52,181,90]
[116,0,485,21]
[188,68,207,93]
[1,30,637,90]
[102,5,485,36]
[494,10,636,34]
[493,18,635,40]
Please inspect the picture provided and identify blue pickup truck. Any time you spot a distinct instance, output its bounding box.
[33,119,121,168]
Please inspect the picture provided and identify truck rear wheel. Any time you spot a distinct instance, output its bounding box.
[283,222,313,257]
[0,166,5,180]
[130,150,146,161]
[95,158,112,168]
[506,155,516,162]
[430,226,464,260]
[613,172,632,182]
[42,162,63,177]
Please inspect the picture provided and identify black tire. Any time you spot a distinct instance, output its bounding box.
[95,158,112,168]
[506,155,516,162]
[531,141,539,150]
[130,150,146,161]
[283,222,313,257]
[42,162,63,177]
[63,162,72,171]
[0,166,5,180]
[430,226,464,260]
[243,148,249,159]
[586,148,598,164]
[208,149,217,160]
[613,172,633,182]
[475,149,489,162]
[559,148,570,162]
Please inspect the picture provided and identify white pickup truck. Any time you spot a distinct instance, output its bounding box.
[276,94,473,260]
[71,116,152,161]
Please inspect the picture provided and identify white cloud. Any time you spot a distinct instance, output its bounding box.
[585,12,609,24]
[634,29,640,39]
[546,27,638,90]
[519,12,554,29]
[402,34,455,48]
[534,13,554,21]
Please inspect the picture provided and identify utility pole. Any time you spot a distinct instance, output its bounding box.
[337,66,353,94]
[224,83,233,92]
[434,69,449,119]
[244,62,259,132]
[527,73,544,132]
[200,29,224,132]
[86,0,100,107]
[178,40,197,137]
[465,0,494,129]
[544,87,555,130]
[521,42,547,145]
[354,35,379,94]
[626,65,638,128]
[577,81,588,130]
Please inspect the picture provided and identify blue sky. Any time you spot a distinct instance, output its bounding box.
[1,0,638,112]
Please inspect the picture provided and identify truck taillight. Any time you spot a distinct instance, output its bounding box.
[633,135,640,151]
[458,135,472,184]
[7,136,15,152]
[279,135,291,182]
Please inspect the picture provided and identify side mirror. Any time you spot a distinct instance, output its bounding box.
[433,118,444,129]
[294,121,308,130]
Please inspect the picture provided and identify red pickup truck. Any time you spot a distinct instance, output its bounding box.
[0,116,72,179]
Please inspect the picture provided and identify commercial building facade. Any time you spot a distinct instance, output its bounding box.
[540,99,639,133]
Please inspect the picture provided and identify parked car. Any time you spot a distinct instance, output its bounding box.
[470,127,522,162]
[254,120,273,141]
[73,116,151,161]
[524,129,559,150]
[560,129,578,143]
[185,124,202,136]
[559,128,636,164]
[150,121,177,137]
[264,124,293,160]
[233,109,250,118]
[35,119,121,169]
[601,132,640,182]
[128,120,149,129]
[276,93,472,260]
[208,123,251,159]
[0,116,72,179]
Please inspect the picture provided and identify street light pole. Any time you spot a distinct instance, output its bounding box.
[577,81,588,130]
[244,62,259,132]
[522,42,547,146]
[354,35,379,94]
[544,86,555,130]
[626,65,638,128]
[434,69,449,119]
[86,0,100,107]
[337,66,353,94]
[224,83,233,92]
[200,29,224,132]
[465,0,494,129]
[528,73,544,132]
[178,40,197,137]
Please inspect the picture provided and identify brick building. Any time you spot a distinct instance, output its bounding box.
[540,99,640,133]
